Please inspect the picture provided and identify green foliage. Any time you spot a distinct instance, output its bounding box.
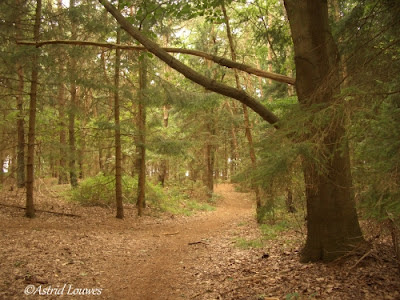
[234,217,299,250]
[285,292,317,300]
[352,98,400,221]
[342,0,400,223]
[234,237,264,249]
[260,220,291,240]
[69,173,138,207]
[159,185,216,216]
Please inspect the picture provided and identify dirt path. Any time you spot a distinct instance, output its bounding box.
[0,184,256,299]
[107,184,255,299]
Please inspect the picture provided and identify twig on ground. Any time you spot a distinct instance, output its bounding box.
[350,248,374,269]
[0,203,81,217]
[163,231,179,236]
[188,241,208,245]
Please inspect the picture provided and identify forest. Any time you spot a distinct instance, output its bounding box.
[0,0,400,299]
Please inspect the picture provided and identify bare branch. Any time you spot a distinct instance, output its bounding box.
[17,40,295,86]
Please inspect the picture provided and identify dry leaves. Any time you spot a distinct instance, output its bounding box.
[0,184,399,299]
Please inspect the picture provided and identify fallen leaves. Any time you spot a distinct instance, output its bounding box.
[1,184,400,299]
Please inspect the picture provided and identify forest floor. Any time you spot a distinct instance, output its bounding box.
[0,183,399,300]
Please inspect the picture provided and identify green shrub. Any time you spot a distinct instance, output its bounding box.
[69,174,216,215]
[260,220,291,240]
[158,185,215,215]
[69,173,138,207]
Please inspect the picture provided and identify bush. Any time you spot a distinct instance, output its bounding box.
[69,173,138,207]
[69,174,214,215]
[158,185,215,215]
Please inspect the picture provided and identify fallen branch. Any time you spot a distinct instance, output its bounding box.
[17,40,295,85]
[163,231,179,236]
[349,248,374,270]
[188,241,208,245]
[0,203,81,217]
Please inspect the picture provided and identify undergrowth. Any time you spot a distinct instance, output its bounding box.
[234,212,304,249]
[67,173,215,215]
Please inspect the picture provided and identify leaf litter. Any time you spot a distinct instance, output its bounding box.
[0,184,399,299]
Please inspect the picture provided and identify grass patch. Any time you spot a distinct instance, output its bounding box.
[234,237,264,249]
[160,187,216,216]
[260,219,291,240]
[234,219,295,249]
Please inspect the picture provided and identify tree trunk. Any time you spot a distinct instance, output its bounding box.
[68,0,78,188]
[68,84,78,187]
[225,101,240,175]
[221,1,261,208]
[15,0,25,188]
[16,64,25,188]
[284,0,364,262]
[0,158,4,186]
[205,120,215,197]
[158,105,169,187]
[58,81,69,184]
[136,56,147,216]
[286,188,296,213]
[56,0,68,184]
[26,0,42,218]
[114,7,124,219]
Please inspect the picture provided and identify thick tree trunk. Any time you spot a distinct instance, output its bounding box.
[136,56,147,216]
[26,0,42,218]
[15,0,25,188]
[114,11,124,219]
[284,0,364,262]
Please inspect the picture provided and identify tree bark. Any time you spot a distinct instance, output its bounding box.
[136,56,147,216]
[158,104,169,187]
[284,0,364,262]
[68,0,78,188]
[56,0,68,185]
[26,0,42,218]
[205,118,216,197]
[15,0,25,188]
[221,0,261,208]
[57,80,69,184]
[68,83,78,187]
[114,4,124,219]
